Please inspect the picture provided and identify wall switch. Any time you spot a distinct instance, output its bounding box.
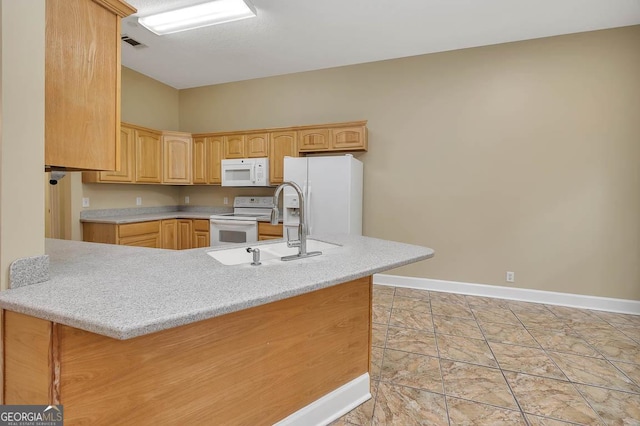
[136,197,142,206]
[506,271,515,283]
[223,197,229,205]
[184,196,190,204]
[82,198,90,208]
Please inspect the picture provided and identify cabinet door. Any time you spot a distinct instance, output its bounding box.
[246,133,269,158]
[207,136,224,185]
[224,135,246,159]
[135,130,162,183]
[193,219,210,248]
[177,220,193,250]
[97,124,135,182]
[330,126,367,151]
[269,131,298,185]
[44,0,134,170]
[162,133,192,184]
[161,219,178,250]
[298,129,330,152]
[192,137,207,184]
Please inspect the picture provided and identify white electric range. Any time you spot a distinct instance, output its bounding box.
[209,196,275,246]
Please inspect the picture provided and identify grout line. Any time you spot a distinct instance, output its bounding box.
[430,291,452,426]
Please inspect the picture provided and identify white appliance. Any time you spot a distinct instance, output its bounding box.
[209,196,275,246]
[283,155,363,239]
[221,158,270,187]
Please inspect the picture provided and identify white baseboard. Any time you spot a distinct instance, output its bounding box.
[274,373,371,426]
[374,274,640,315]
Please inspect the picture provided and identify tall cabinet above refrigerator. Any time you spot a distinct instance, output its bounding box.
[283,155,363,239]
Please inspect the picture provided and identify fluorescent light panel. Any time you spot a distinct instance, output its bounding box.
[139,0,257,35]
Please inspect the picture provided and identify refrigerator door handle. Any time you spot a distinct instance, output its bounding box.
[306,184,312,235]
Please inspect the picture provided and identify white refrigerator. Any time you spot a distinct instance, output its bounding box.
[283,155,363,239]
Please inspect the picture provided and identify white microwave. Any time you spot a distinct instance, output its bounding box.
[221,158,270,187]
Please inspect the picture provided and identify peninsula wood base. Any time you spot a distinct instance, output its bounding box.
[3,277,372,425]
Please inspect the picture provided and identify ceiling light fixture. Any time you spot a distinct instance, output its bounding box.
[138,0,257,36]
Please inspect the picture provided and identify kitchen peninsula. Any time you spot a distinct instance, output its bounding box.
[0,235,433,425]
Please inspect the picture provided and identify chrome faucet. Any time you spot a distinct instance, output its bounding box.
[271,181,322,261]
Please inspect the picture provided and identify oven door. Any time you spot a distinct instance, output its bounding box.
[209,218,258,246]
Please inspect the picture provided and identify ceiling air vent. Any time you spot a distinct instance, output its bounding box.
[121,35,147,48]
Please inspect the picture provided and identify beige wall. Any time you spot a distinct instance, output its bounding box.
[179,26,640,301]
[0,0,46,288]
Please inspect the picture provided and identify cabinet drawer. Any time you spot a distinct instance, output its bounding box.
[193,219,210,232]
[258,222,283,237]
[119,234,160,248]
[118,221,161,238]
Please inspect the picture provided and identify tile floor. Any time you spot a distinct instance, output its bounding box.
[332,285,640,425]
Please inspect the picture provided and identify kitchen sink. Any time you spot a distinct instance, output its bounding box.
[207,239,340,265]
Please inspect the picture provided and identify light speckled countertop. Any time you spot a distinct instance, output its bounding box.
[0,236,433,340]
[80,211,281,224]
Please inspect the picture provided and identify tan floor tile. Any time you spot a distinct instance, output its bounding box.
[371,347,384,380]
[372,382,448,426]
[373,284,394,295]
[528,327,602,358]
[576,384,640,425]
[447,397,526,425]
[525,414,582,425]
[329,418,357,426]
[373,292,393,309]
[392,296,431,313]
[514,310,564,328]
[568,321,619,335]
[508,300,553,314]
[393,287,429,300]
[480,322,540,347]
[388,309,433,331]
[385,326,438,357]
[441,360,518,409]
[344,380,377,425]
[548,352,640,393]
[616,324,640,343]
[490,342,566,380]
[429,291,467,306]
[380,349,443,393]
[465,295,512,309]
[436,334,498,367]
[372,323,387,348]
[472,307,521,325]
[504,372,601,424]
[584,334,640,365]
[591,310,639,326]
[546,305,601,322]
[430,301,474,319]
[433,315,484,339]
[372,305,390,325]
[612,361,640,386]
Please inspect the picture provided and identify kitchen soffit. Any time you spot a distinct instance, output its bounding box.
[121,0,640,89]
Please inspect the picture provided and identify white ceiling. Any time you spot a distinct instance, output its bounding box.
[121,0,640,89]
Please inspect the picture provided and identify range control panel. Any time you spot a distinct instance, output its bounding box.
[233,196,275,209]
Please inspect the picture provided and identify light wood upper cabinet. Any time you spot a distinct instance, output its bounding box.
[162,132,192,184]
[207,136,224,185]
[135,129,162,183]
[82,123,135,183]
[246,133,269,158]
[192,137,207,184]
[331,126,367,151]
[224,135,246,159]
[45,0,135,170]
[269,131,298,185]
[298,129,330,152]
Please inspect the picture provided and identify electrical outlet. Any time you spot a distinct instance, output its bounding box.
[82,197,90,208]
[223,197,229,205]
[136,197,142,206]
[184,196,190,204]
[506,271,515,283]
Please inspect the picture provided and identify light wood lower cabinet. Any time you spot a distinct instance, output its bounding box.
[177,219,193,250]
[193,219,210,248]
[83,219,209,250]
[258,222,283,241]
[2,277,371,424]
